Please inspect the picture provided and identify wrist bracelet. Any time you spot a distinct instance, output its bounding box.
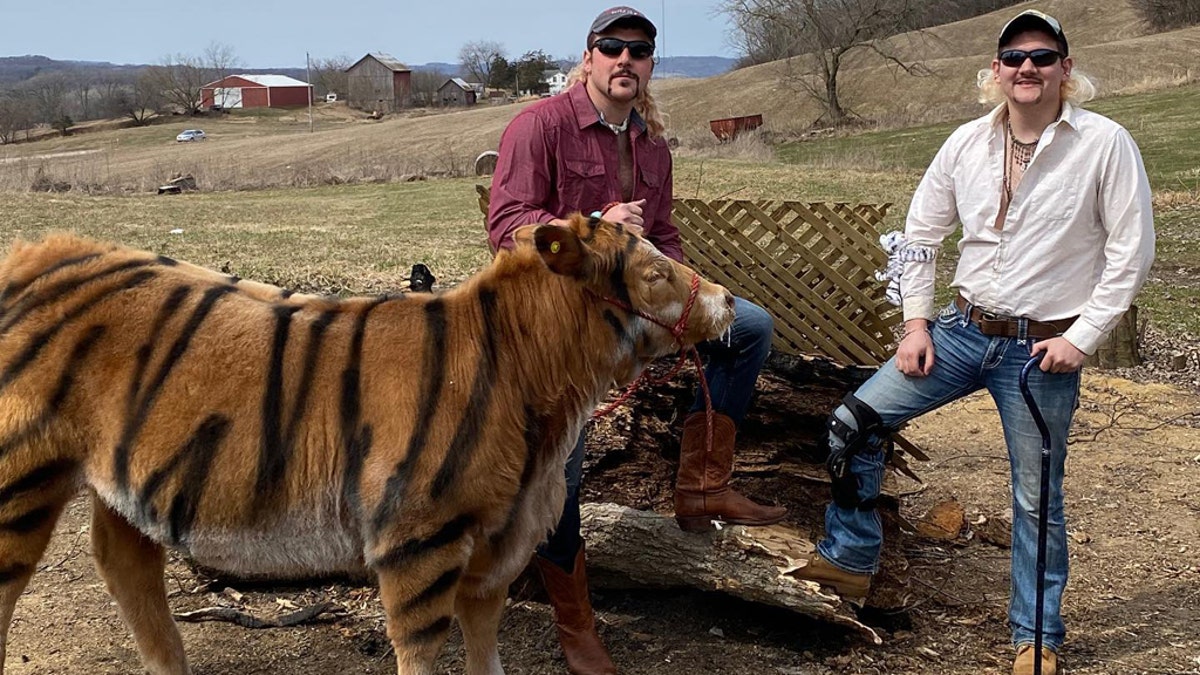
[600,201,621,215]
[901,327,932,339]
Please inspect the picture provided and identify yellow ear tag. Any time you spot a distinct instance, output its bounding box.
[550,241,561,254]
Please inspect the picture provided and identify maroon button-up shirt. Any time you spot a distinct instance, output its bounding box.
[487,82,681,261]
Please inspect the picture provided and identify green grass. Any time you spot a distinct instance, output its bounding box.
[0,178,493,293]
[776,84,1200,192]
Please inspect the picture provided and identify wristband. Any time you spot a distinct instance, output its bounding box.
[590,210,603,218]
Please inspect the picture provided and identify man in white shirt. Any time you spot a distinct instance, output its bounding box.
[793,10,1155,675]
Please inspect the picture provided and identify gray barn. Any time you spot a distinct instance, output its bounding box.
[345,52,412,113]
[438,78,478,107]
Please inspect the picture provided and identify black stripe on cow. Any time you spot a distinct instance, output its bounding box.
[0,324,106,463]
[114,285,233,491]
[0,259,157,335]
[490,405,545,546]
[0,506,55,534]
[407,617,453,646]
[610,253,632,307]
[0,459,78,507]
[373,514,474,570]
[0,563,32,585]
[624,231,639,256]
[372,299,448,534]
[253,305,301,512]
[430,289,500,501]
[121,285,191,464]
[582,217,599,243]
[602,309,629,345]
[0,271,155,395]
[226,275,241,285]
[402,567,463,612]
[166,414,231,545]
[338,299,388,521]
[280,288,295,299]
[0,252,102,306]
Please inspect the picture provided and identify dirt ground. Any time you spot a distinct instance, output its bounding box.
[5,362,1198,674]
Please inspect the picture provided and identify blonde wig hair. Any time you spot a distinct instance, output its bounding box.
[566,60,667,139]
[976,66,1097,106]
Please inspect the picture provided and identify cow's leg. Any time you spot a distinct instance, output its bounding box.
[375,549,470,675]
[91,493,190,675]
[0,457,78,675]
[456,583,507,675]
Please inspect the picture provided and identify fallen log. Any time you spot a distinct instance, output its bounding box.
[579,503,882,644]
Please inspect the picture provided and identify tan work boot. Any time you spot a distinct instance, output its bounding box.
[1013,644,1057,675]
[673,412,788,532]
[792,551,871,600]
[534,546,617,675]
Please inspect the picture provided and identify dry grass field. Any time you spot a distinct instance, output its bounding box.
[0,1,1198,673]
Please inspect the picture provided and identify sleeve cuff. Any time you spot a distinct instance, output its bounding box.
[1062,319,1105,356]
[903,297,937,322]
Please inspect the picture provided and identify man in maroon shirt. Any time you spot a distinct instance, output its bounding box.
[488,7,786,673]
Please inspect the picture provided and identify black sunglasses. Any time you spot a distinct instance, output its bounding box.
[998,48,1062,68]
[591,37,655,60]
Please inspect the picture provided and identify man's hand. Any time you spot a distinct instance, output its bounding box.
[1030,337,1086,373]
[602,199,646,229]
[895,319,935,377]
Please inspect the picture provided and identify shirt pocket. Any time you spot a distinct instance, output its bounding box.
[1030,176,1077,222]
[561,159,607,212]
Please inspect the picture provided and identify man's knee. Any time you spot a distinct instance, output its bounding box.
[733,297,773,342]
[826,394,892,509]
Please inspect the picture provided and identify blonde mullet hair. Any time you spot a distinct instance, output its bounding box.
[566,61,667,139]
[976,66,1097,106]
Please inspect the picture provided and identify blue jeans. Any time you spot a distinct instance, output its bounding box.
[817,302,1079,651]
[538,297,774,570]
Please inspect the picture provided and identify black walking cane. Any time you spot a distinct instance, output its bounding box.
[1019,355,1051,675]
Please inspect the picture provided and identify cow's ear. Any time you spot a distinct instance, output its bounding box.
[534,224,588,277]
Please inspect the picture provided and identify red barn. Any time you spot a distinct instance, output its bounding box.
[200,74,313,109]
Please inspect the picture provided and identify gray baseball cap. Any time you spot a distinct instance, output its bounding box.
[998,9,1068,56]
[590,6,657,41]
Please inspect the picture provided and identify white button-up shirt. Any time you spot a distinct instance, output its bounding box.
[901,102,1156,355]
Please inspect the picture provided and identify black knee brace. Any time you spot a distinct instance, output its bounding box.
[825,393,893,510]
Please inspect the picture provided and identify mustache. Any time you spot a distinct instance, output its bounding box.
[611,70,639,82]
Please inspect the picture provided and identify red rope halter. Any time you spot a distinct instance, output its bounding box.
[587,272,715,453]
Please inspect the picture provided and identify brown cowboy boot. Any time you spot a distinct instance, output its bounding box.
[674,412,788,532]
[791,551,871,600]
[1013,644,1057,675]
[534,546,617,675]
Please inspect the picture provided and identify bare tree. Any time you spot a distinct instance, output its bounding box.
[0,92,35,144]
[103,71,164,126]
[1133,0,1200,29]
[310,55,352,98]
[721,0,929,126]
[410,70,450,107]
[458,40,505,87]
[144,42,241,114]
[21,71,71,127]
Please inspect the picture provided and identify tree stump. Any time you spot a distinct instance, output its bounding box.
[1085,305,1142,369]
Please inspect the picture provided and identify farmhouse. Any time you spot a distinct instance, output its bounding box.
[200,75,312,109]
[345,52,412,113]
[437,77,479,106]
[543,68,570,96]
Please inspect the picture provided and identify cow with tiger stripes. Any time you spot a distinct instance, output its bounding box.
[0,213,735,675]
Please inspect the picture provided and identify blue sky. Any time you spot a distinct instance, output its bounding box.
[1,1,737,68]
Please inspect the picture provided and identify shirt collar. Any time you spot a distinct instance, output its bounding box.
[988,100,1079,140]
[567,82,646,134]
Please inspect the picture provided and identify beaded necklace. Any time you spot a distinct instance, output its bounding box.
[1004,119,1038,202]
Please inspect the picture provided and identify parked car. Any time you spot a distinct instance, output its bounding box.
[176,129,206,142]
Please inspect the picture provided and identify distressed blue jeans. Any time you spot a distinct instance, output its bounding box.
[817,302,1079,651]
[538,297,774,570]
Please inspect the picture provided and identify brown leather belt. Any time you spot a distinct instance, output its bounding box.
[954,293,1076,339]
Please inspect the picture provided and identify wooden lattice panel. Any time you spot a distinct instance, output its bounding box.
[673,199,898,365]
[476,186,897,365]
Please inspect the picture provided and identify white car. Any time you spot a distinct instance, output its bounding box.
[176,129,206,142]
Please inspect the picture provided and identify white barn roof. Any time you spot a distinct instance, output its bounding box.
[234,74,311,87]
